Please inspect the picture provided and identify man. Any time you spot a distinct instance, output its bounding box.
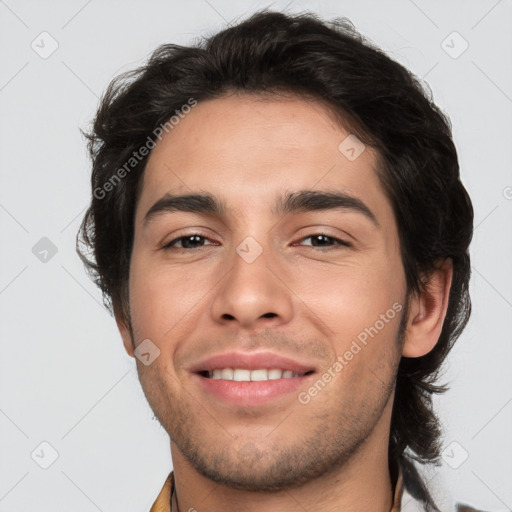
[77,10,481,512]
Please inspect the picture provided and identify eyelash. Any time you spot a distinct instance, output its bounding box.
[162,232,352,250]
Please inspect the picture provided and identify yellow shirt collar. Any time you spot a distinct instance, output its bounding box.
[150,469,405,512]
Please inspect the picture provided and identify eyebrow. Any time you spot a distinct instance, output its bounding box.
[143,189,379,228]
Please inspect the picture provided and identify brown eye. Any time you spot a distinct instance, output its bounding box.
[163,233,217,250]
[298,234,351,248]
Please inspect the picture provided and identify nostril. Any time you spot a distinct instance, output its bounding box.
[261,312,277,318]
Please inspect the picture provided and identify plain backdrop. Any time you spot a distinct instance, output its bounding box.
[0,1,511,511]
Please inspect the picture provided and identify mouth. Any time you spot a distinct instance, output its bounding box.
[190,352,317,406]
[199,368,314,381]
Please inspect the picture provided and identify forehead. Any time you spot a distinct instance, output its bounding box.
[136,93,391,226]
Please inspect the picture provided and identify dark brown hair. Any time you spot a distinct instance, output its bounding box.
[77,9,473,481]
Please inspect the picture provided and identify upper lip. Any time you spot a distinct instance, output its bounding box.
[189,351,317,374]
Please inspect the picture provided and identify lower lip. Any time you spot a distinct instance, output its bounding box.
[193,373,315,406]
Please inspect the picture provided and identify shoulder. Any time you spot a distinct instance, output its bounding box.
[399,456,491,512]
[455,506,489,512]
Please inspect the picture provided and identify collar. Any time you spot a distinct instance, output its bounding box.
[150,468,406,512]
[149,471,173,512]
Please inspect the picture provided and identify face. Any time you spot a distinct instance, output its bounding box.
[121,94,409,491]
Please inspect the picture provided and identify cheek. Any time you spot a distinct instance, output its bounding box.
[127,254,215,342]
[293,255,404,339]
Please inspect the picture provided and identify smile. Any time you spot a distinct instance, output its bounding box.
[204,368,311,381]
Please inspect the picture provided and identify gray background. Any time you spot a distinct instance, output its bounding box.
[0,0,511,510]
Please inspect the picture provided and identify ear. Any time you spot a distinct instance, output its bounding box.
[114,303,135,358]
[402,258,453,358]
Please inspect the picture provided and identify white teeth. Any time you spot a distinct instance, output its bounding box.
[221,368,234,380]
[268,369,283,380]
[250,369,268,381]
[207,368,303,381]
[233,369,251,382]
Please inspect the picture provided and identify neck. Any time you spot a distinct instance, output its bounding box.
[170,421,396,512]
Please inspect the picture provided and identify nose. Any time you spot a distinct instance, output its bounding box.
[210,241,294,330]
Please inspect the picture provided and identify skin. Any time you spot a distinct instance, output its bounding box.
[116,93,453,512]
